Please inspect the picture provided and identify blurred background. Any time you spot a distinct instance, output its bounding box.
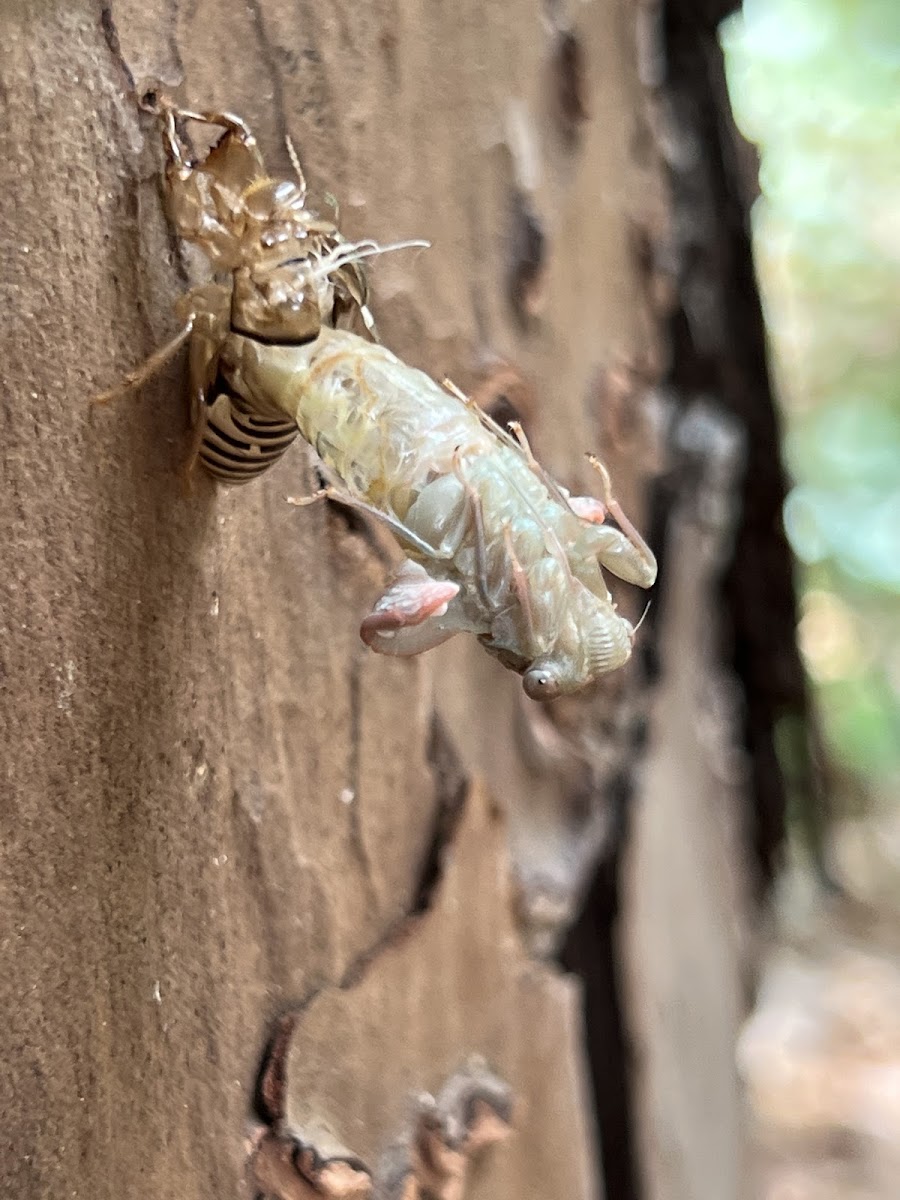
[723,3,900,1195]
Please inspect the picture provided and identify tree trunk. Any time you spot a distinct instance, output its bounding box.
[0,3,800,1198]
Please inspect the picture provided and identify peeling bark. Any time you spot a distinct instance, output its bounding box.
[251,788,582,1200]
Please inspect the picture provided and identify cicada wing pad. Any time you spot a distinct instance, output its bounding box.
[360,560,462,655]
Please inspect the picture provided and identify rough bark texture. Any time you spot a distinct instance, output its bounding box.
[563,5,809,1199]
[0,3,799,1199]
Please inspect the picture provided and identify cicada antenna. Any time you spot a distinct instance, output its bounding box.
[284,133,308,201]
[632,598,652,637]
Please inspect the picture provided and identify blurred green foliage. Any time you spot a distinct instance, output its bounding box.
[721,0,900,801]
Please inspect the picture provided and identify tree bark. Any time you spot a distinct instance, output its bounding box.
[0,3,798,1199]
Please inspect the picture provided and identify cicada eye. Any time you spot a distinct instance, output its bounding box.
[523,666,561,702]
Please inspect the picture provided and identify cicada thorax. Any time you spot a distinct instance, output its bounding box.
[193,259,324,485]
[194,242,382,485]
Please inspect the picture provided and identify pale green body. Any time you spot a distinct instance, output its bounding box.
[222,326,650,692]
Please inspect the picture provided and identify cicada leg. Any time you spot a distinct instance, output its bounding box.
[450,451,492,608]
[448,383,570,509]
[179,299,232,486]
[283,133,309,200]
[570,455,657,588]
[93,281,229,406]
[92,319,195,407]
[155,101,255,169]
[179,348,216,490]
[506,420,573,510]
[332,260,380,341]
[286,485,455,561]
[93,314,206,495]
[501,522,537,653]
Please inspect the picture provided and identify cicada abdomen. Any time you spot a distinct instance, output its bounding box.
[198,386,301,485]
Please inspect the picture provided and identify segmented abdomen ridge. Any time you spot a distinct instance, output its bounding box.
[200,385,299,485]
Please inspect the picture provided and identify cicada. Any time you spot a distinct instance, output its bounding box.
[99,100,656,700]
[96,99,419,482]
